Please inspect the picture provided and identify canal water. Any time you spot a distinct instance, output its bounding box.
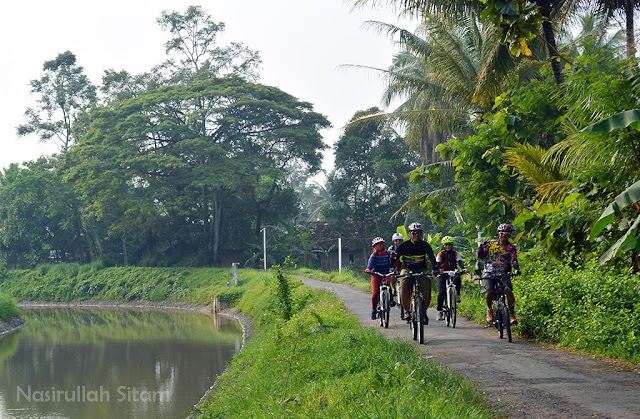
[0,308,243,418]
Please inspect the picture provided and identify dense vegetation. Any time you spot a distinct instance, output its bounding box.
[0,262,260,306]
[193,267,495,418]
[1,6,331,269]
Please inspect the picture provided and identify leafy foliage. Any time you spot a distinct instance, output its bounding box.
[0,294,19,321]
[0,263,260,306]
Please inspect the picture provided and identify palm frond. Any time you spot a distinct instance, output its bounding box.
[505,142,571,204]
[391,185,459,219]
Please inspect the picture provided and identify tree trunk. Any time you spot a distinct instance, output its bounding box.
[626,0,636,59]
[212,188,223,265]
[420,125,429,164]
[537,0,564,84]
[122,233,128,266]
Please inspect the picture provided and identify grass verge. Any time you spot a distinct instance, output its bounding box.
[192,267,495,418]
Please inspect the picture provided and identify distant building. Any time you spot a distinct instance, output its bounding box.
[307,221,369,271]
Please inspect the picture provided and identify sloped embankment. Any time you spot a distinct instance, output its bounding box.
[0,317,26,337]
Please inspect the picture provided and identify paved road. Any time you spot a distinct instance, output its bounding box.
[294,275,640,419]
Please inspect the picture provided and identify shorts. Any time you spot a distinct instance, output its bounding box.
[483,274,513,293]
[400,268,431,292]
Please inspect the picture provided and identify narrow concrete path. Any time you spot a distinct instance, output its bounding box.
[294,275,640,419]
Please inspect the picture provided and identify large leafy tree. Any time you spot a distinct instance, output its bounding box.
[17,51,97,152]
[325,107,416,238]
[70,76,329,264]
[0,158,86,268]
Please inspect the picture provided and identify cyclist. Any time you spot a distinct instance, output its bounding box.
[364,236,396,320]
[436,236,466,321]
[477,223,521,325]
[388,232,404,271]
[395,222,438,323]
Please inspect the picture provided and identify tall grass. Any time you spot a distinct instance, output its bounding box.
[193,269,495,418]
[0,294,19,321]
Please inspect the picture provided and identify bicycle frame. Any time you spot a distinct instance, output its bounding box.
[440,270,460,328]
[397,271,429,344]
[372,271,393,328]
[486,275,512,342]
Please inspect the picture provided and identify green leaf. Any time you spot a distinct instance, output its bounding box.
[582,109,640,134]
[513,211,534,226]
[589,179,640,241]
[598,214,640,263]
[563,192,581,206]
[536,203,561,216]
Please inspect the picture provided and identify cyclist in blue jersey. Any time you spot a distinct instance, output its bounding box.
[364,236,396,320]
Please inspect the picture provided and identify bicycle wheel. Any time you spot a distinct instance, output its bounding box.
[382,290,390,329]
[411,294,418,341]
[451,288,457,329]
[416,295,425,344]
[496,302,504,339]
[445,287,454,327]
[504,304,512,342]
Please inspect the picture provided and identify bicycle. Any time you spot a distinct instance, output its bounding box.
[372,270,394,328]
[485,274,512,342]
[397,271,430,344]
[440,270,463,328]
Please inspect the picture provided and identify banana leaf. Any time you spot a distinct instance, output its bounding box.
[598,214,640,264]
[582,109,640,133]
[589,179,640,241]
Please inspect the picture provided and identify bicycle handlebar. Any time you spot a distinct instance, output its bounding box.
[370,270,393,277]
[395,271,432,280]
[440,270,467,276]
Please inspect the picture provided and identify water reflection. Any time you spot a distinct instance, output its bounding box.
[0,308,242,419]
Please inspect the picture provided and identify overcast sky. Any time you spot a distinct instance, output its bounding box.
[1,0,414,177]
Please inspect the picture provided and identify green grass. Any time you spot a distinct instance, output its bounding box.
[193,271,495,418]
[0,293,19,321]
[293,267,371,292]
[0,262,265,306]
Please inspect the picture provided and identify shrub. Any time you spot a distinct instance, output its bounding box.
[0,294,19,321]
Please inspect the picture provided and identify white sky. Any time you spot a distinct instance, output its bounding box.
[0,0,414,177]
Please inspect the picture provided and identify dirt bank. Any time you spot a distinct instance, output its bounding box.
[0,317,26,338]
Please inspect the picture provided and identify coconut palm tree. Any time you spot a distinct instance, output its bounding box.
[349,12,521,163]
[593,0,640,58]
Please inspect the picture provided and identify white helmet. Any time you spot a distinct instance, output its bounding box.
[392,233,404,241]
[372,236,385,246]
[408,222,423,232]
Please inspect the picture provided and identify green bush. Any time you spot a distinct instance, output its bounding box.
[458,252,640,364]
[515,255,640,363]
[0,294,19,321]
